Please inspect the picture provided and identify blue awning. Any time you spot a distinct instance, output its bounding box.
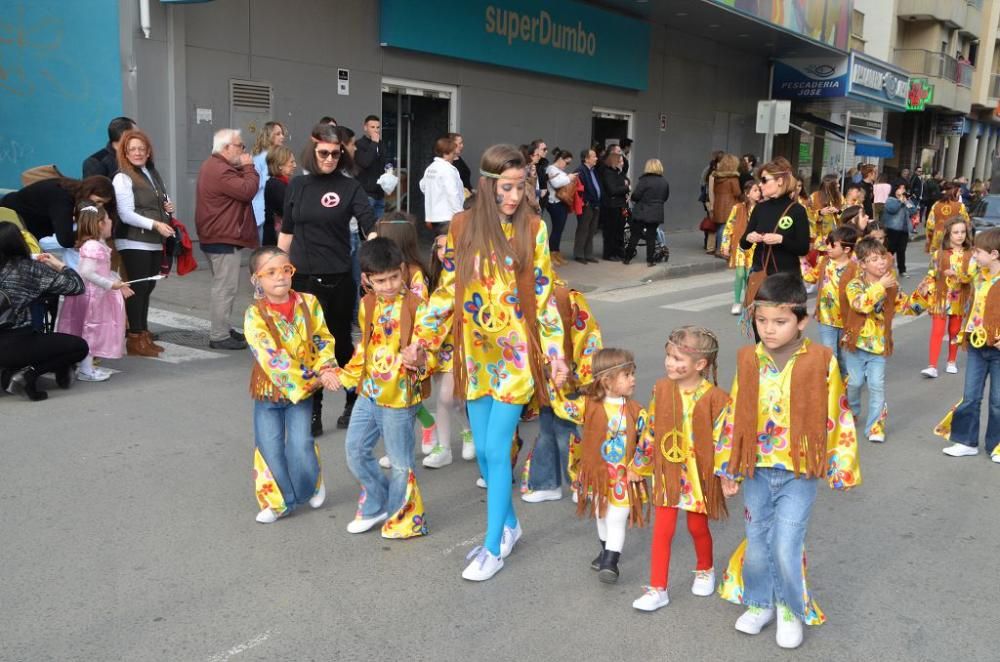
[796,113,894,159]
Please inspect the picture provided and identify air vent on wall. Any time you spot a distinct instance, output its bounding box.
[230,79,272,113]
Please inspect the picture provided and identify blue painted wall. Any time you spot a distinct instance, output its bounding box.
[0,0,122,189]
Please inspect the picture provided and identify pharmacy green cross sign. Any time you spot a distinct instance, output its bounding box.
[906,79,934,111]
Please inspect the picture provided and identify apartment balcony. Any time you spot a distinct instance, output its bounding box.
[894,49,972,112]
[990,73,1000,101]
[897,0,981,38]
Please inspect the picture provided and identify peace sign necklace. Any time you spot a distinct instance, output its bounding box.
[660,385,688,464]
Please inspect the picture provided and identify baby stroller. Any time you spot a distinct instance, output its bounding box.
[622,210,670,264]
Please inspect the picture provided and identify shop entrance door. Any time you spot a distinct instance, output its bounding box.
[381,78,457,221]
[591,107,633,152]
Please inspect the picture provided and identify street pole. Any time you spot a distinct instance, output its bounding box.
[763,101,775,163]
[841,110,851,190]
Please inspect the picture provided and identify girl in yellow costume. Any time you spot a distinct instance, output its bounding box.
[720,179,761,315]
[245,247,339,524]
[571,348,648,584]
[809,174,843,250]
[404,144,569,582]
[925,183,968,253]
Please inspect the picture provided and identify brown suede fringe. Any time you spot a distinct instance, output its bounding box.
[575,397,644,522]
[450,212,549,405]
[976,283,1000,346]
[730,343,831,480]
[814,257,858,324]
[933,250,972,315]
[249,295,316,402]
[651,378,729,520]
[842,279,898,357]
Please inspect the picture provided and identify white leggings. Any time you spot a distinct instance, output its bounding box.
[596,504,630,553]
[435,372,468,449]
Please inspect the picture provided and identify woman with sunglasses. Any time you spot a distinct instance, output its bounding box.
[739,157,811,280]
[278,123,377,436]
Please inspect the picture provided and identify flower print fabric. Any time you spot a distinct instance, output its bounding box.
[845,277,916,355]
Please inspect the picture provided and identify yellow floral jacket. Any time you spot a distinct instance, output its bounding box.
[803,257,855,328]
[961,267,1000,344]
[547,281,602,425]
[413,219,565,405]
[245,292,337,404]
[336,292,426,409]
[720,203,755,269]
[845,277,915,355]
[714,340,861,490]
[918,249,976,317]
[926,201,969,253]
[569,398,649,508]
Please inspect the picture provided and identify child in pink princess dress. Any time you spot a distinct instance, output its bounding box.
[56,203,133,381]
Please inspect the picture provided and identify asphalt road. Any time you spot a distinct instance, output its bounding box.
[3,244,996,662]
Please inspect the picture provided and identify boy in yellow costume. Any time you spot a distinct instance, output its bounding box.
[715,273,860,650]
[245,247,339,524]
[331,238,430,539]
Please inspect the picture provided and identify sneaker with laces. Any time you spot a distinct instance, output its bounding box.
[521,488,562,503]
[920,366,939,378]
[500,522,522,558]
[346,512,388,534]
[461,430,476,460]
[422,444,453,469]
[255,507,280,524]
[730,303,742,315]
[691,568,715,596]
[992,451,1000,464]
[775,604,804,649]
[461,546,504,581]
[76,367,111,382]
[632,587,670,612]
[735,606,775,635]
[476,477,487,489]
[421,424,438,455]
[946,362,959,374]
[942,443,979,457]
[309,481,326,508]
[378,455,392,469]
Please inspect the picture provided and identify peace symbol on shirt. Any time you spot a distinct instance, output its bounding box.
[660,429,688,464]
[777,215,794,230]
[321,192,341,208]
[478,303,510,333]
[969,327,988,348]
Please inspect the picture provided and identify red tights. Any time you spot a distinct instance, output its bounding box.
[649,506,713,589]
[929,314,962,367]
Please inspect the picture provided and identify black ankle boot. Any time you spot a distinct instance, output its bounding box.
[22,368,48,402]
[55,364,73,389]
[311,393,324,437]
[0,368,13,393]
[591,539,606,571]
[337,390,357,429]
[597,550,621,584]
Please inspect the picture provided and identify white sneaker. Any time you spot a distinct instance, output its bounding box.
[868,434,885,443]
[521,488,562,503]
[735,606,775,635]
[255,507,279,524]
[691,568,715,596]
[500,522,522,558]
[730,303,742,315]
[991,452,1000,464]
[946,362,959,374]
[421,424,438,455]
[309,481,326,508]
[76,367,110,382]
[476,477,487,489]
[462,546,504,581]
[920,366,939,378]
[942,443,979,457]
[378,455,392,469]
[346,512,388,533]
[461,430,476,460]
[572,490,579,504]
[422,444,453,469]
[775,604,804,649]
[632,587,670,611]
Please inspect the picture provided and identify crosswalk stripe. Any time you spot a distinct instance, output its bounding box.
[660,292,735,312]
[148,307,212,332]
[586,272,732,302]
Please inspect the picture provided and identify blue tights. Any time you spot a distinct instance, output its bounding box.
[466,396,521,556]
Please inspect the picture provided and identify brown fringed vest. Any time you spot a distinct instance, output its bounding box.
[932,249,972,316]
[575,397,643,519]
[553,284,576,381]
[970,281,1000,347]
[730,343,831,479]
[249,295,316,402]
[813,256,858,326]
[841,276,898,356]
[360,290,431,403]
[449,211,549,405]
[727,203,750,269]
[651,378,730,520]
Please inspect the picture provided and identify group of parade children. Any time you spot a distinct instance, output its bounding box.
[241,196,1000,650]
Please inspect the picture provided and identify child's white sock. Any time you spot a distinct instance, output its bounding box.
[604,504,630,553]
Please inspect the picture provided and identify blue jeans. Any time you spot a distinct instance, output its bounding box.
[528,406,578,490]
[817,323,847,377]
[843,348,886,437]
[344,397,418,518]
[467,396,522,556]
[548,202,569,253]
[253,398,319,511]
[367,196,385,221]
[949,345,1000,453]
[741,467,818,621]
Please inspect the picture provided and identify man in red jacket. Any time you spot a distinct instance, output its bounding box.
[195,128,259,350]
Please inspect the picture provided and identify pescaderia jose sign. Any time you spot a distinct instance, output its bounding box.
[380,0,650,90]
[771,51,911,111]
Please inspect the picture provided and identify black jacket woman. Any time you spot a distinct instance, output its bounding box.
[738,156,811,277]
[278,122,377,434]
[598,151,629,260]
[0,176,116,250]
[0,222,89,401]
[624,159,670,266]
[263,145,296,246]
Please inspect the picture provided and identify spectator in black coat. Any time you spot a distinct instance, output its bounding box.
[598,147,629,260]
[262,145,296,246]
[449,133,472,192]
[624,159,669,266]
[0,176,116,249]
[82,117,136,178]
[354,115,386,220]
